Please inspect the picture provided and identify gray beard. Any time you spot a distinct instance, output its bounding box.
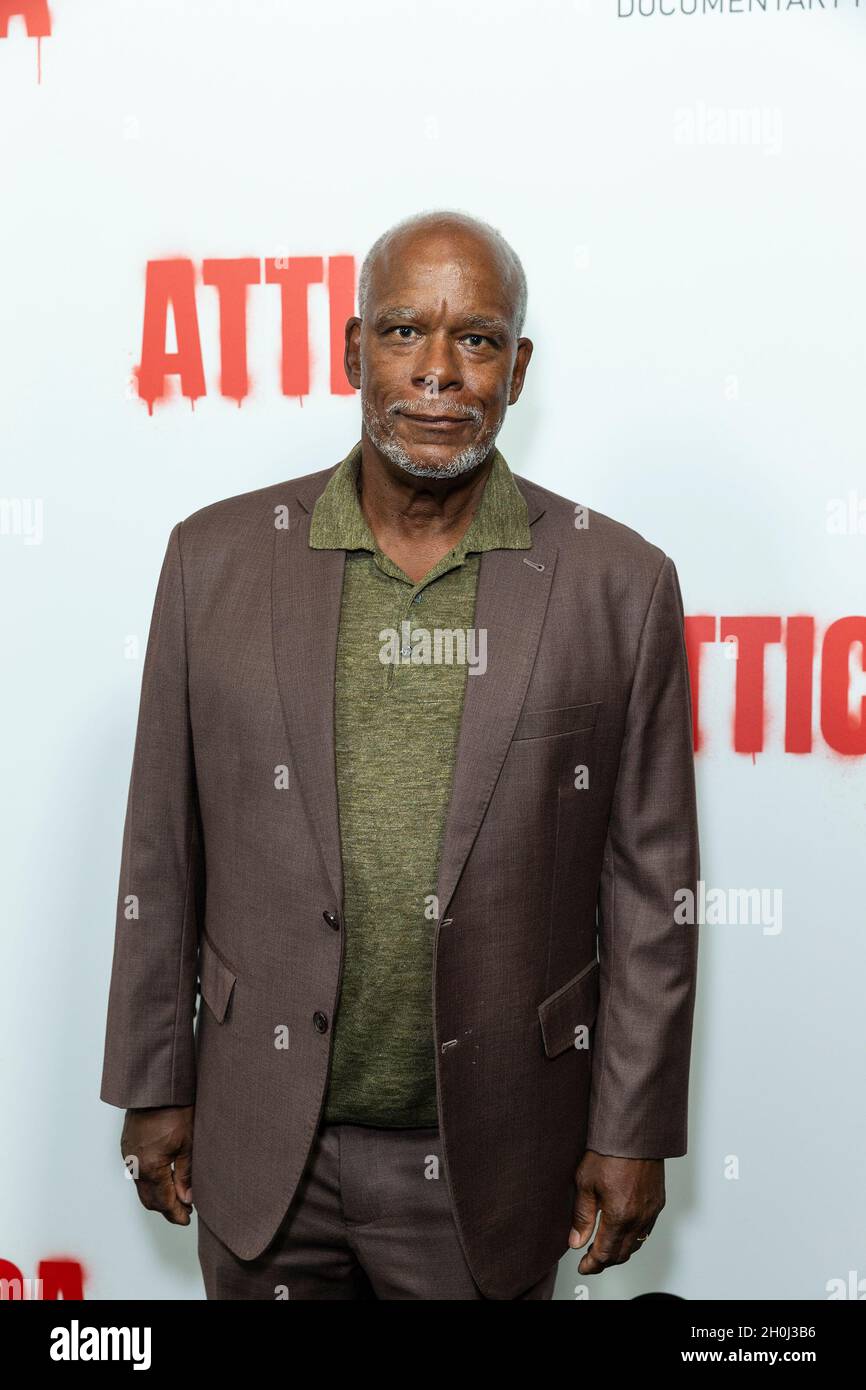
[361,395,504,479]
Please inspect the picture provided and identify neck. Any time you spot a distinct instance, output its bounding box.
[357,434,495,549]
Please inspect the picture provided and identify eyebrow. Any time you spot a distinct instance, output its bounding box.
[372,305,512,338]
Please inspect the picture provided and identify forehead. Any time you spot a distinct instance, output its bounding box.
[368,226,517,317]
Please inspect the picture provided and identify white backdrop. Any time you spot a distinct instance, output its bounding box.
[1,0,864,1300]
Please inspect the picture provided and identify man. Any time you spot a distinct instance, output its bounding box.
[100,209,700,1301]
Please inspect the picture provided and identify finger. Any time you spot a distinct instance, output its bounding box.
[161,1203,192,1226]
[173,1148,193,1206]
[622,1219,657,1261]
[569,1186,599,1249]
[585,1216,655,1271]
[137,1165,191,1224]
[577,1211,630,1274]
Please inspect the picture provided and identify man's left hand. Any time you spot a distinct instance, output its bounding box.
[568,1150,665,1273]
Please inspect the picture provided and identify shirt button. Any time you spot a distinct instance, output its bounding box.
[313,1011,329,1033]
[414,593,422,603]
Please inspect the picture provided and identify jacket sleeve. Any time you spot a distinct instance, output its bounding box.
[586,553,700,1159]
[99,520,203,1109]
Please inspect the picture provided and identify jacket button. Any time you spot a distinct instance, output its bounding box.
[313,1011,329,1033]
[322,910,340,930]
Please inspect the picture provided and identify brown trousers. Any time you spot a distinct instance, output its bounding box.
[197,1121,559,1300]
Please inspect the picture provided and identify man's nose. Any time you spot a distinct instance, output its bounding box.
[411,331,463,395]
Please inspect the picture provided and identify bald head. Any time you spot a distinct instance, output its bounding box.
[358,209,527,339]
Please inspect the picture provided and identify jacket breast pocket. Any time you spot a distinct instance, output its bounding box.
[537,957,600,1058]
[511,700,601,742]
[197,931,237,1024]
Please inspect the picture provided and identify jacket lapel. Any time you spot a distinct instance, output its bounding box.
[434,530,557,921]
[271,465,554,920]
[272,481,347,910]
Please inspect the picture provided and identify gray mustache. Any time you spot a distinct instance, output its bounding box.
[389,402,482,422]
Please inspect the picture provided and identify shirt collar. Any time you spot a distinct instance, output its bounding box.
[309,440,531,558]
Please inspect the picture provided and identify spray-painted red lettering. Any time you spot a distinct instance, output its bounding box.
[135,259,206,415]
[0,1256,86,1299]
[821,617,866,755]
[264,256,324,399]
[785,615,815,753]
[136,255,357,412]
[201,258,260,406]
[327,255,356,396]
[719,616,783,754]
[685,615,865,756]
[0,0,51,83]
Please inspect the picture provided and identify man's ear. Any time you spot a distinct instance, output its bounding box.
[509,337,534,405]
[344,317,362,390]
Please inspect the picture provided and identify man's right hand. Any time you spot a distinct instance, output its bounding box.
[121,1105,195,1225]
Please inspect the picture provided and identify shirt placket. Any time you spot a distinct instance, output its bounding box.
[373,547,466,693]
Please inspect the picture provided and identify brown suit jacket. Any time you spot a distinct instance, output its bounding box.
[100,455,700,1300]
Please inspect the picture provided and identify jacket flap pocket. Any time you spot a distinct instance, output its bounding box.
[538,957,600,1058]
[198,933,237,1024]
[512,701,600,742]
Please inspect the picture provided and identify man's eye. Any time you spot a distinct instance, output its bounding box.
[391,326,419,340]
[463,334,493,348]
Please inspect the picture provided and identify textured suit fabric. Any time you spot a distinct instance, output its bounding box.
[99,446,700,1301]
[197,1122,558,1300]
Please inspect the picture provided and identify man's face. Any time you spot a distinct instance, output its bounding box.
[345,229,532,479]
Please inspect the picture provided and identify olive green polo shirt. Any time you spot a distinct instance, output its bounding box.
[309,438,531,1127]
